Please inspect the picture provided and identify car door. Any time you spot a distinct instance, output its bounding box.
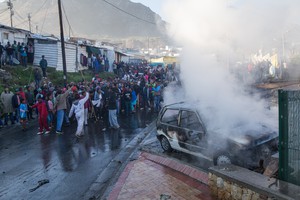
[157,108,181,142]
[178,110,206,152]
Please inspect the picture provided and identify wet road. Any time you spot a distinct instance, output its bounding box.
[0,110,157,200]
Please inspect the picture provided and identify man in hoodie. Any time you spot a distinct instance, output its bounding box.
[68,90,89,137]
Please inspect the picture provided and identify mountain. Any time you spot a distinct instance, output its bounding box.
[0,0,167,41]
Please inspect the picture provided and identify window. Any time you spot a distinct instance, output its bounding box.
[161,108,179,126]
[2,32,9,40]
[180,110,204,132]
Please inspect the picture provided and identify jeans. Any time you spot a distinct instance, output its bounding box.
[154,95,161,112]
[56,109,65,132]
[42,67,47,77]
[14,108,20,123]
[64,111,70,124]
[109,109,119,128]
[4,113,14,125]
[35,79,40,88]
[21,56,27,67]
[125,101,131,116]
[7,55,13,65]
[116,99,120,115]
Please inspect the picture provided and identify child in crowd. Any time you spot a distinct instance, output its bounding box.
[19,98,28,131]
[32,95,50,135]
[47,94,54,129]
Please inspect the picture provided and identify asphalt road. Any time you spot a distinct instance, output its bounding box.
[0,110,157,200]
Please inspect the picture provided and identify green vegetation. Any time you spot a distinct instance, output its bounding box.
[0,64,116,92]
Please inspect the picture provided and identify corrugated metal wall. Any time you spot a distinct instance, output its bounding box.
[57,42,77,72]
[78,45,88,69]
[278,89,300,186]
[33,40,58,68]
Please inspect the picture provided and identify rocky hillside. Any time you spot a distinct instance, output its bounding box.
[0,0,167,40]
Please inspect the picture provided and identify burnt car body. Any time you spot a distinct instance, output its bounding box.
[156,102,278,168]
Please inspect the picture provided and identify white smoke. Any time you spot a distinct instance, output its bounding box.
[159,0,299,133]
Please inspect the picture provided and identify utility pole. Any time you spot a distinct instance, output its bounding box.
[58,0,67,86]
[28,13,31,32]
[7,0,14,27]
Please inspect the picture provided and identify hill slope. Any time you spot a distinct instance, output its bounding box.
[0,0,167,40]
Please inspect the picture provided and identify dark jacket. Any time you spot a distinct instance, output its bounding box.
[107,91,117,110]
[11,94,20,109]
[39,58,48,69]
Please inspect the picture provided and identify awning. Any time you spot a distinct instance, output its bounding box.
[86,46,100,55]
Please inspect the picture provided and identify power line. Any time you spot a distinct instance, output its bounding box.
[40,1,50,33]
[30,0,49,19]
[102,0,156,25]
[0,8,8,15]
[61,1,74,37]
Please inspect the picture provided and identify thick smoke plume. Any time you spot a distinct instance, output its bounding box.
[160,0,299,133]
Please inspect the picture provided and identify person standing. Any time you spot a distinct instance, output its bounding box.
[34,68,42,88]
[19,98,28,131]
[39,55,48,78]
[0,42,4,67]
[27,42,34,64]
[32,95,50,135]
[123,87,132,116]
[25,86,35,120]
[20,43,27,67]
[152,80,162,112]
[12,41,18,61]
[92,87,102,120]
[11,89,21,124]
[5,42,13,66]
[107,87,119,129]
[54,88,71,134]
[68,90,89,137]
[0,87,14,125]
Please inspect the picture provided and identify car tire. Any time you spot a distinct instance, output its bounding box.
[160,136,173,152]
[213,151,232,166]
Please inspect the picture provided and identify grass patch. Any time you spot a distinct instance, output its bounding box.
[0,65,116,91]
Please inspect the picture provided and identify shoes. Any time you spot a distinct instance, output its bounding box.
[37,132,42,135]
[64,123,70,127]
[113,125,120,129]
[45,131,50,134]
[102,128,106,131]
[84,123,88,126]
[75,134,82,138]
[56,131,63,134]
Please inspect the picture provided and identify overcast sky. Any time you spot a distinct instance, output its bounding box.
[0,0,166,20]
[130,0,166,19]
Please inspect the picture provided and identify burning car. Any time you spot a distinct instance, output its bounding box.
[156,102,278,168]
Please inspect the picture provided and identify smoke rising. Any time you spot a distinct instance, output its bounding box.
[160,0,298,133]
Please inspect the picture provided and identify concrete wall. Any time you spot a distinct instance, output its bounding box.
[208,165,299,200]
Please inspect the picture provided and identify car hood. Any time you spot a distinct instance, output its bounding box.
[208,123,278,147]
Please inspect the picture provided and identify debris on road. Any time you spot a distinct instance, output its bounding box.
[29,179,50,192]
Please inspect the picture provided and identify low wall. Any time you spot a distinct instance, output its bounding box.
[208,165,299,200]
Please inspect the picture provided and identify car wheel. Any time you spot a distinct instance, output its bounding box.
[160,136,173,152]
[213,151,232,166]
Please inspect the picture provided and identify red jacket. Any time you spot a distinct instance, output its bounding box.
[32,100,48,117]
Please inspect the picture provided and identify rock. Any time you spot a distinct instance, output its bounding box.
[0,69,12,83]
[217,177,224,188]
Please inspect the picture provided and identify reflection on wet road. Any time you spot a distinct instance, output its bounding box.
[0,110,157,200]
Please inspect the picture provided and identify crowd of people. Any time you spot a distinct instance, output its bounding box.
[0,40,34,68]
[0,62,177,138]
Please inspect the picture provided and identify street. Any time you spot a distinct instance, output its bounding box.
[0,110,156,200]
